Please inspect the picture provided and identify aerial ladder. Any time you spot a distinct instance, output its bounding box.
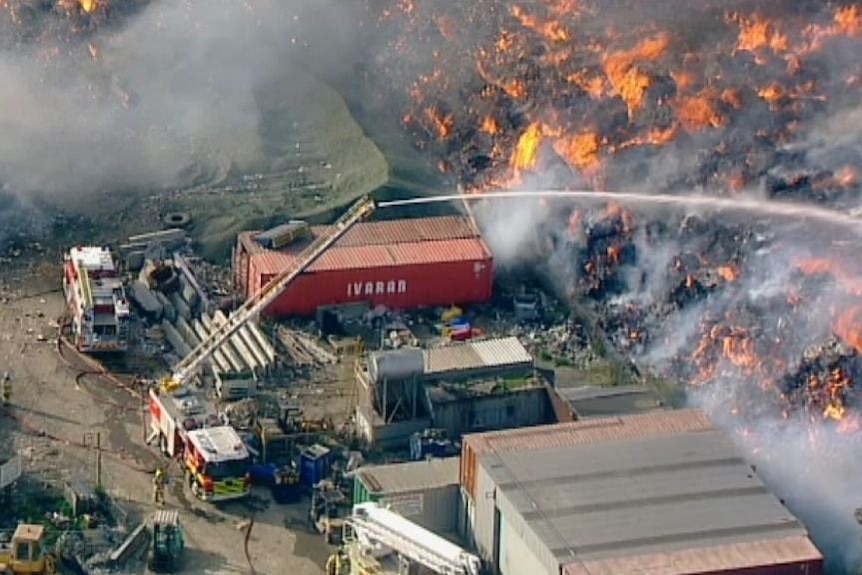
[336,502,482,575]
[162,196,376,390]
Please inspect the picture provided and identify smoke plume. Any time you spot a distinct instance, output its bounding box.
[0,0,357,198]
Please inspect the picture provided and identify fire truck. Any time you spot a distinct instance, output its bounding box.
[148,384,252,502]
[147,196,376,502]
[63,246,130,352]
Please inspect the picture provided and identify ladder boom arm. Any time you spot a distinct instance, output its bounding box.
[170,196,375,384]
[348,503,481,575]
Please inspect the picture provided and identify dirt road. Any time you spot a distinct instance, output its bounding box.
[0,266,327,575]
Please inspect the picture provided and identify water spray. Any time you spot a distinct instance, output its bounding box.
[379,190,862,230]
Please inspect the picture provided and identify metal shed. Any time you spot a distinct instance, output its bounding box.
[353,457,460,533]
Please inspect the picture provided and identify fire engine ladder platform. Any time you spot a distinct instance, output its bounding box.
[347,503,481,575]
[170,196,376,385]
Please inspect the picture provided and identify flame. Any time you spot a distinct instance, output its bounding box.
[553,131,601,172]
[602,34,670,118]
[425,107,454,139]
[511,122,543,172]
[728,12,789,55]
[480,116,502,136]
[834,5,862,38]
[836,305,862,356]
[716,265,740,283]
[674,91,726,132]
[78,0,98,13]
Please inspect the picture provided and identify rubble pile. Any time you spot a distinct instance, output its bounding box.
[366,0,862,197]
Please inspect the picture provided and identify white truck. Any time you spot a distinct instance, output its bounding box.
[63,246,130,352]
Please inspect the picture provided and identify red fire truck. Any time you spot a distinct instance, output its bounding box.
[148,385,251,502]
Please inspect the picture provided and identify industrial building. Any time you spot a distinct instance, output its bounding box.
[353,457,461,533]
[355,337,551,448]
[233,216,494,316]
[460,409,824,575]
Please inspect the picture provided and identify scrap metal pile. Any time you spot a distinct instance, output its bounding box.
[364,0,862,428]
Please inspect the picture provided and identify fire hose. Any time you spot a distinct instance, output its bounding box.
[244,515,257,575]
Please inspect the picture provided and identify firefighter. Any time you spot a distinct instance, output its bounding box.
[153,467,167,505]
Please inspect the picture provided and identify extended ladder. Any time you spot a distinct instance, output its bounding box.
[347,503,481,575]
[170,196,376,384]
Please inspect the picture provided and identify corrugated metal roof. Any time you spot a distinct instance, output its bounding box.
[240,216,479,255]
[465,409,713,456]
[472,337,533,367]
[561,536,822,575]
[336,216,480,247]
[473,410,823,575]
[251,238,491,276]
[424,336,533,376]
[356,457,460,494]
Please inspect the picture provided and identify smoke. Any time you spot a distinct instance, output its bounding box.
[0,0,357,198]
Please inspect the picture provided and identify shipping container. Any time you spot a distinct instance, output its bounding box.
[352,458,460,533]
[233,216,494,317]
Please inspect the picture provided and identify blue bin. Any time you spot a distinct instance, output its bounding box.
[300,444,331,487]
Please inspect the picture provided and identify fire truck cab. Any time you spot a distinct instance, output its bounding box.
[183,427,251,502]
[148,386,251,502]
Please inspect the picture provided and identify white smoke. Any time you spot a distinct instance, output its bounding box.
[0,0,356,197]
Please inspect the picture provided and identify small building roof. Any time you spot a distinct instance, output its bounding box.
[555,384,667,419]
[469,409,823,575]
[356,457,459,495]
[424,337,533,377]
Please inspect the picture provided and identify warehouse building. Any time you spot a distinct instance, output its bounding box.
[353,457,461,533]
[355,337,551,448]
[233,216,494,316]
[460,409,823,575]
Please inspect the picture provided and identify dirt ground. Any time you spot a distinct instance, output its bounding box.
[0,263,331,575]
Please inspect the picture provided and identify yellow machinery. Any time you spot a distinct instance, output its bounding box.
[0,524,56,575]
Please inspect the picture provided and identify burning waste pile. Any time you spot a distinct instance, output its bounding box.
[364,0,862,570]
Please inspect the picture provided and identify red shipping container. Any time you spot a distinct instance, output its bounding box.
[235,216,495,317]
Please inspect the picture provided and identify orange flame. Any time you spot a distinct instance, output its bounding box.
[728,12,789,55]
[836,305,862,356]
[553,131,601,172]
[716,265,740,283]
[511,122,544,172]
[602,34,670,119]
[480,116,502,136]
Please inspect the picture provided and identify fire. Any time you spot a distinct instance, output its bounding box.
[728,12,789,55]
[425,107,454,140]
[602,34,670,118]
[511,122,543,172]
[480,116,501,136]
[78,0,98,13]
[553,131,601,172]
[716,266,740,283]
[833,5,862,38]
[674,92,726,132]
[836,306,862,356]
